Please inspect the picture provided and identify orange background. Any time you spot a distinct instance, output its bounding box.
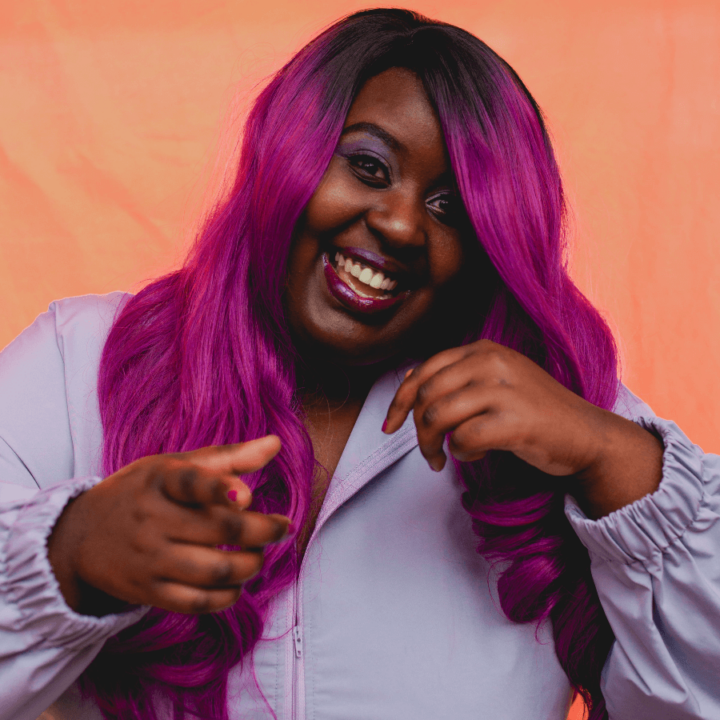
[1,2,719,716]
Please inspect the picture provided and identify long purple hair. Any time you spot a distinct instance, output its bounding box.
[83,9,617,719]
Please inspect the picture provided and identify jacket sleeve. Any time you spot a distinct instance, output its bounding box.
[565,391,720,719]
[0,302,147,720]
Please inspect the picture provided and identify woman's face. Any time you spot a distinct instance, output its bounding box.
[286,67,468,367]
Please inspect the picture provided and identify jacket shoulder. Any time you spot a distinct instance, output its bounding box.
[0,292,131,487]
[49,292,130,346]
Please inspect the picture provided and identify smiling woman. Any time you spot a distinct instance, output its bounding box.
[1,8,719,720]
[289,69,466,352]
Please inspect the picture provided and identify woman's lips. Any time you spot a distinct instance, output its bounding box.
[322,254,406,315]
[338,246,405,276]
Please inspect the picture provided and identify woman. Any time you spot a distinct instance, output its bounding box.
[1,8,718,720]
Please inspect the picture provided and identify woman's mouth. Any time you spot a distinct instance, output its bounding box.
[322,250,407,314]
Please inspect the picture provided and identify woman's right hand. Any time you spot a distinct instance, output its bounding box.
[47,435,290,616]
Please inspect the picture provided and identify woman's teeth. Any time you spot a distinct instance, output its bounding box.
[335,252,398,296]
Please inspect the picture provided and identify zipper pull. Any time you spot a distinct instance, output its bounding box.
[293,625,303,658]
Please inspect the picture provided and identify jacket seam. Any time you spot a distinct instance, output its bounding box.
[0,434,40,488]
[52,302,77,479]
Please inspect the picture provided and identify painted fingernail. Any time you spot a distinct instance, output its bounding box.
[227,490,238,502]
[381,418,388,433]
[404,368,413,380]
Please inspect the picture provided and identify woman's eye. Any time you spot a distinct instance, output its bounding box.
[348,154,389,184]
[427,193,461,224]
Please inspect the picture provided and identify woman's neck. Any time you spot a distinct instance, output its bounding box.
[295,355,392,410]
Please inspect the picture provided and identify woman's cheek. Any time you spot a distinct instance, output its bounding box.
[304,166,367,233]
[429,234,465,286]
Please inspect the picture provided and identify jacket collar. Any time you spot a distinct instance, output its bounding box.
[312,362,420,535]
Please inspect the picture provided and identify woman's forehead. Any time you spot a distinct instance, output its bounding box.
[343,68,449,170]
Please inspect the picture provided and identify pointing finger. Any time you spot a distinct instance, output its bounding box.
[190,436,282,475]
[165,436,282,507]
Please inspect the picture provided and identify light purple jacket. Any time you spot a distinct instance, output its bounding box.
[0,294,718,720]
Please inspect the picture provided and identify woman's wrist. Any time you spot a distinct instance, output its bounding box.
[47,493,127,617]
[47,495,84,612]
[572,409,664,519]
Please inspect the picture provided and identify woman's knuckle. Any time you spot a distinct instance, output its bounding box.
[416,381,432,403]
[206,477,226,502]
[210,560,234,585]
[477,338,498,351]
[421,403,439,427]
[141,461,166,489]
[189,592,212,614]
[221,515,245,545]
[449,430,469,452]
[177,467,198,495]
[485,356,506,379]
[129,526,155,555]
[131,502,151,525]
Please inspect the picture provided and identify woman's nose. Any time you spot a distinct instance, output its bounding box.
[364,189,426,251]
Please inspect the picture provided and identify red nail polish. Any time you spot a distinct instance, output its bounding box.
[381,419,388,433]
[227,490,238,502]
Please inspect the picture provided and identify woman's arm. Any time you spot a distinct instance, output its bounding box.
[0,299,291,720]
[0,302,148,720]
[567,415,720,719]
[0,477,150,720]
[384,340,720,718]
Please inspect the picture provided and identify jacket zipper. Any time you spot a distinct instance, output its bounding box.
[291,565,306,720]
[284,419,416,719]
[293,626,303,658]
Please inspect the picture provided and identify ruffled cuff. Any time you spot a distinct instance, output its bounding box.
[1,476,148,652]
[565,417,706,564]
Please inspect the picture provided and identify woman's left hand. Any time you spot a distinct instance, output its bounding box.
[383,340,664,517]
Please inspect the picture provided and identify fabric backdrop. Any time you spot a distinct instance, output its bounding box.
[2,2,719,717]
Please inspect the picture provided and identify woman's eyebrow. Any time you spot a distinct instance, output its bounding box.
[340,122,403,152]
